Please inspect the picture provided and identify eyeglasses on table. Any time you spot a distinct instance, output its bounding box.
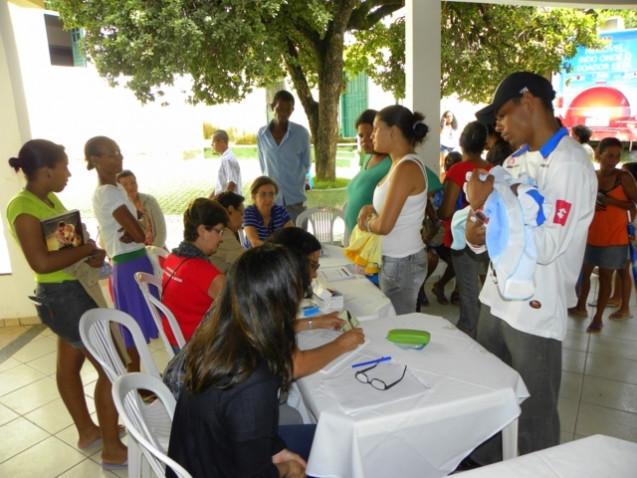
[354,363,407,391]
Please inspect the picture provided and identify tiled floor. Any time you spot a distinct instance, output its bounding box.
[1,283,637,477]
[0,326,171,477]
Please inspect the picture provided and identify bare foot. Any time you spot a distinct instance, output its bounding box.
[609,310,632,320]
[568,307,588,318]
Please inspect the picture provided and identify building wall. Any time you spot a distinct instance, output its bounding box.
[0,0,39,319]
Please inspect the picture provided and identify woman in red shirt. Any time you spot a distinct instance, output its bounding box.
[438,121,491,338]
[162,198,227,349]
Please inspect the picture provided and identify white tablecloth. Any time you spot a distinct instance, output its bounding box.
[296,313,529,478]
[316,244,395,321]
[320,243,353,268]
[460,434,637,478]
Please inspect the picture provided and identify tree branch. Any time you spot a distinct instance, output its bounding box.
[348,0,404,31]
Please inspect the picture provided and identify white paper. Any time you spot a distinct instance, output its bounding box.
[320,362,430,413]
[318,266,356,283]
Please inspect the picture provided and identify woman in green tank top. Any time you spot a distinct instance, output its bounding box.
[345,109,392,235]
[6,140,127,468]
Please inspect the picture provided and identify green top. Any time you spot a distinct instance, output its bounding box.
[345,156,442,233]
[6,190,76,283]
[425,166,443,194]
[345,155,392,233]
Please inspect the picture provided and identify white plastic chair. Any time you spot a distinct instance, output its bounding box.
[79,308,169,477]
[296,207,347,245]
[135,272,186,358]
[113,373,191,478]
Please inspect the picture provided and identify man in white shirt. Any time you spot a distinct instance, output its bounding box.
[466,72,597,461]
[212,130,242,194]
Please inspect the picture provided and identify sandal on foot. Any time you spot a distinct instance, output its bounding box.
[568,308,588,318]
[586,322,603,334]
[102,460,127,470]
[432,283,449,305]
[609,311,631,320]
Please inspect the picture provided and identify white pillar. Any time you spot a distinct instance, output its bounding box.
[0,0,39,320]
[405,0,441,175]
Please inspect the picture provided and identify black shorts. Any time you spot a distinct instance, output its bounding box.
[31,281,97,348]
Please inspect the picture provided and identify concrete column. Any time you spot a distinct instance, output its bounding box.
[405,0,441,175]
[0,0,38,319]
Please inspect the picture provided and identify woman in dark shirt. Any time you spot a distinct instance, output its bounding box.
[167,244,309,478]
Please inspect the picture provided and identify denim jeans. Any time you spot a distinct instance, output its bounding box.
[472,308,561,463]
[451,248,489,339]
[380,249,428,315]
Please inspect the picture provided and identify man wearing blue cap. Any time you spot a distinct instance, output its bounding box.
[466,72,597,461]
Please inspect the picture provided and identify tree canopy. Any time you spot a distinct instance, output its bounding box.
[346,5,637,104]
[52,1,637,180]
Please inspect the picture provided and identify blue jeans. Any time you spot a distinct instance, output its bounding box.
[381,250,427,315]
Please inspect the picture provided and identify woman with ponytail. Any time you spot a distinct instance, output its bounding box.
[6,140,126,467]
[357,105,430,314]
[84,136,158,372]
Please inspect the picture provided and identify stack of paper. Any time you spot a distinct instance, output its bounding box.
[313,286,344,311]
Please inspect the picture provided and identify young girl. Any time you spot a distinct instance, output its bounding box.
[167,244,313,478]
[357,105,429,314]
[84,136,158,370]
[6,139,126,467]
[569,138,637,332]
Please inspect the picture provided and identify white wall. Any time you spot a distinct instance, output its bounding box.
[0,0,39,319]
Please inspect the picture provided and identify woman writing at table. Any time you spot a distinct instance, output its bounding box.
[243,176,293,247]
[357,105,429,314]
[269,227,365,377]
[167,244,313,478]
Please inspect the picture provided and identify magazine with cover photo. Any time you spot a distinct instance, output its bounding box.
[41,209,84,251]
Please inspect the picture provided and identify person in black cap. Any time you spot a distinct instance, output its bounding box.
[465,72,597,461]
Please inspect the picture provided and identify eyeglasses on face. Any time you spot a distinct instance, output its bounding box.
[209,226,224,236]
[354,363,407,391]
[309,259,320,271]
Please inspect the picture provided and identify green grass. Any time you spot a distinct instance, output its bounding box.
[313,178,349,189]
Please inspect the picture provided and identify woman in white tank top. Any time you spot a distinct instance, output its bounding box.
[357,105,429,314]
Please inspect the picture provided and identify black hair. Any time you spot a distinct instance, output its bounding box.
[597,137,623,155]
[440,110,458,130]
[355,109,378,128]
[212,130,229,143]
[214,191,245,210]
[444,151,463,171]
[459,121,488,155]
[185,244,302,394]
[271,90,295,107]
[268,227,320,295]
[486,139,514,167]
[623,162,637,182]
[8,139,66,181]
[377,105,429,146]
[572,125,592,144]
[84,136,116,170]
[116,169,135,180]
[183,198,229,242]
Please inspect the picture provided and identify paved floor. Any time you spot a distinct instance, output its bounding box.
[0,279,636,477]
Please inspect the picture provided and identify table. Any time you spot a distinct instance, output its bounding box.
[316,244,395,321]
[296,313,528,478]
[460,434,637,477]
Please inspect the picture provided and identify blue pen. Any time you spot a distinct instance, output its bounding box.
[351,356,391,368]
